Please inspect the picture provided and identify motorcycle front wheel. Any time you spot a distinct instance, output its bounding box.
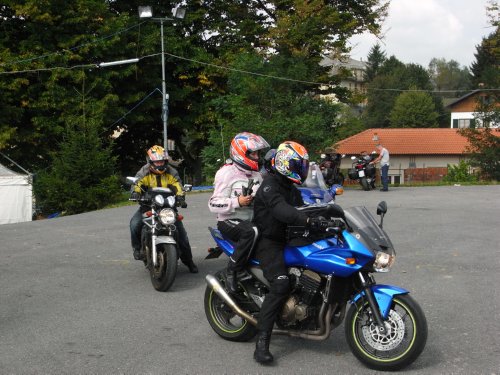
[345,294,427,371]
[203,270,257,342]
[149,243,178,292]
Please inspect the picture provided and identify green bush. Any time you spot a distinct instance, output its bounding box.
[442,160,478,183]
[33,122,122,216]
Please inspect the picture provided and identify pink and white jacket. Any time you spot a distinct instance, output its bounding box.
[208,162,262,222]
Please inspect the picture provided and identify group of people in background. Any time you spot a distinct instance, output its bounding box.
[128,133,390,365]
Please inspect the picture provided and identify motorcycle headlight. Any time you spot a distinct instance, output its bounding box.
[373,251,396,272]
[158,208,176,225]
[166,195,176,208]
[154,194,165,206]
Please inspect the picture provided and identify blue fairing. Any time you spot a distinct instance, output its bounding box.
[211,228,376,275]
[298,187,333,205]
[352,285,409,319]
[283,230,374,277]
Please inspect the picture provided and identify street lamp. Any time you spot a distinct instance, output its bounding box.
[139,5,185,151]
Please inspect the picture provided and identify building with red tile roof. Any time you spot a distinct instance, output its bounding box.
[333,128,498,184]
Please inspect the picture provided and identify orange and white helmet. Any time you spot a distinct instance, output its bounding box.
[146,145,168,175]
[229,132,270,171]
[272,141,309,184]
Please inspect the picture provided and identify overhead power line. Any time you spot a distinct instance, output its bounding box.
[1,46,499,93]
[0,22,146,68]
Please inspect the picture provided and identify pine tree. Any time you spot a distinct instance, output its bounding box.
[364,43,386,82]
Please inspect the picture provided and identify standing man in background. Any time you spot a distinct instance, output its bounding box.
[371,144,390,192]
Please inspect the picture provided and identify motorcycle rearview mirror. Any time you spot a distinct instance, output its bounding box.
[126,176,138,185]
[377,201,388,229]
[183,184,193,192]
[376,201,388,215]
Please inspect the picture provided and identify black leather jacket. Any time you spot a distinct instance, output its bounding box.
[253,173,308,243]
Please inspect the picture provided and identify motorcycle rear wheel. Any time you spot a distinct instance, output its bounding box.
[360,177,370,191]
[149,243,178,292]
[345,294,427,371]
[203,270,257,342]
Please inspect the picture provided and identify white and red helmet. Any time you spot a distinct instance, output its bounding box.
[229,132,270,171]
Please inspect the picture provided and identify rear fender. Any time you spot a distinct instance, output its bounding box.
[352,284,409,319]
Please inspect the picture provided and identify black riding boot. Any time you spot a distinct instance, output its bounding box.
[254,331,273,364]
[183,260,198,273]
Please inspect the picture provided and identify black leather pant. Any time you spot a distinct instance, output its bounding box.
[254,237,290,332]
[218,219,258,272]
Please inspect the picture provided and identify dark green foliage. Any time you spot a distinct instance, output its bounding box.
[1,0,389,188]
[470,31,500,89]
[33,121,122,215]
[364,43,386,82]
[390,90,439,128]
[459,128,500,181]
[201,52,342,180]
[442,160,478,183]
[364,57,446,128]
[427,58,471,96]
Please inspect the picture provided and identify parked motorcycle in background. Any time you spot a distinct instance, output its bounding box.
[348,153,377,191]
[204,201,428,371]
[127,177,192,292]
[319,151,345,187]
[298,162,343,205]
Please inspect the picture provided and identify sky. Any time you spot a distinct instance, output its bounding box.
[348,0,494,68]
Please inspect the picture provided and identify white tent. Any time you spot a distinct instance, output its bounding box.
[0,163,32,225]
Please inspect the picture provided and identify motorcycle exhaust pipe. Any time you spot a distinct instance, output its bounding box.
[205,274,258,327]
[273,304,335,341]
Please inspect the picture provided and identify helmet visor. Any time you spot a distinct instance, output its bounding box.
[290,157,310,183]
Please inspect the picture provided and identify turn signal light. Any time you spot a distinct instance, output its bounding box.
[345,258,356,265]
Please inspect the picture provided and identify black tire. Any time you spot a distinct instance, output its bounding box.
[360,177,370,191]
[204,270,258,342]
[345,294,428,371]
[150,243,178,292]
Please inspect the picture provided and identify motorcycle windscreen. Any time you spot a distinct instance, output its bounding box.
[344,206,395,256]
[301,163,329,190]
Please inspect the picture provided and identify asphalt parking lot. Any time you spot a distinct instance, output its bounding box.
[0,185,499,374]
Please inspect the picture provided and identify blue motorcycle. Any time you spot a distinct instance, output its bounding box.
[204,201,427,371]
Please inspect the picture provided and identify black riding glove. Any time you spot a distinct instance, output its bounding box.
[307,216,327,231]
[177,195,187,208]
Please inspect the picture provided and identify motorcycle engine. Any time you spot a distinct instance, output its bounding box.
[281,269,322,324]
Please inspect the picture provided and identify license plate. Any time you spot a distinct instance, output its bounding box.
[358,170,365,177]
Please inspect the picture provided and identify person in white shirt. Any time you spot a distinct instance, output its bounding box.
[371,144,390,191]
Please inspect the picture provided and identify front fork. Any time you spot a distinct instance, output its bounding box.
[151,214,158,267]
[358,273,387,333]
[352,272,409,332]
